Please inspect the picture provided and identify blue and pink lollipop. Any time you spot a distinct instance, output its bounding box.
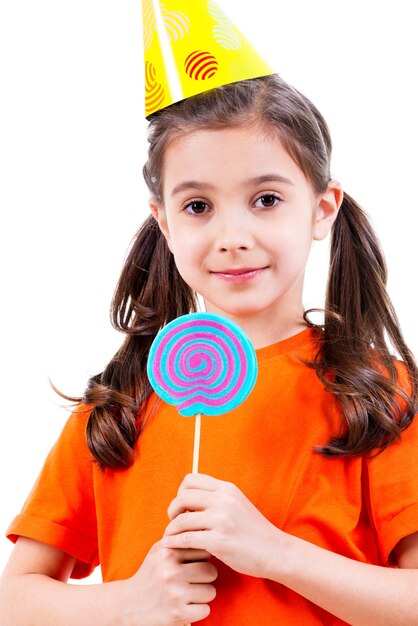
[147,312,258,472]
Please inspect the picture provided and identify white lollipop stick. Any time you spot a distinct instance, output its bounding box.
[192,413,202,473]
[184,414,201,626]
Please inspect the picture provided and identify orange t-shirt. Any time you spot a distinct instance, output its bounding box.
[6,327,418,624]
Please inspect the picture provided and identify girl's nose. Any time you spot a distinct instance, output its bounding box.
[214,211,255,252]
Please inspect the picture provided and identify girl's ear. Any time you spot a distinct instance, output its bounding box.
[313,179,344,241]
[149,201,173,252]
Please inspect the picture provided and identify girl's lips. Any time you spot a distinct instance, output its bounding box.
[212,267,267,283]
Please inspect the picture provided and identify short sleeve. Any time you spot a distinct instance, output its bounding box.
[366,362,418,565]
[5,405,99,579]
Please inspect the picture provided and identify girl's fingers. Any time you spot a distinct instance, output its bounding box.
[182,560,218,584]
[175,548,211,562]
[162,530,211,551]
[182,602,211,624]
[177,473,223,495]
[187,582,217,604]
[168,489,216,520]
[165,511,209,536]
[156,542,210,562]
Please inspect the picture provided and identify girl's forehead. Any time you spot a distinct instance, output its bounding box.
[162,125,306,191]
[166,124,286,153]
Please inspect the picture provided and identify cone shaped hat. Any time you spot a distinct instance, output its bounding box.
[143,0,275,117]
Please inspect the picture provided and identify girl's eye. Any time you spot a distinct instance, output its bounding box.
[183,200,210,216]
[255,194,282,208]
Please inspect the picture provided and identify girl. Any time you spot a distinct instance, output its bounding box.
[1,74,418,625]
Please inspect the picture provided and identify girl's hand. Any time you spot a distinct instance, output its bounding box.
[163,473,281,579]
[122,540,217,625]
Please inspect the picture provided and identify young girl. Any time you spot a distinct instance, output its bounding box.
[1,74,418,625]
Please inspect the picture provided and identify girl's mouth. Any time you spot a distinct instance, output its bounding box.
[212,267,267,283]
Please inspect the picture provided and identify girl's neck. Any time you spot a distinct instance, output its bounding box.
[202,303,308,350]
[239,319,309,350]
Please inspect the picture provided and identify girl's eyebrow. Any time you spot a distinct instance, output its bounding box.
[248,174,295,187]
[170,174,295,197]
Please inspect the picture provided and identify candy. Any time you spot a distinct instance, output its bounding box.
[147,312,258,417]
[147,312,258,480]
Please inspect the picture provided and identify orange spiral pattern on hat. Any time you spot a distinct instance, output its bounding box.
[185,51,219,80]
[161,6,190,41]
[145,61,165,115]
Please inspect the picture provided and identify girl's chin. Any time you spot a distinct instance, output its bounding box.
[201,302,266,318]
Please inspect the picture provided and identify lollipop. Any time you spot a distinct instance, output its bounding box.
[147,312,258,472]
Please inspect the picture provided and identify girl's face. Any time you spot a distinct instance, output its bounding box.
[150,125,342,346]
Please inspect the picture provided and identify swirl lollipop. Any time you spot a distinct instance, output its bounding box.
[147,312,258,472]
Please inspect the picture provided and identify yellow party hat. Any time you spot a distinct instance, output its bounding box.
[143,0,275,117]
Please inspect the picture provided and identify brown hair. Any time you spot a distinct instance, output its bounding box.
[67,74,417,469]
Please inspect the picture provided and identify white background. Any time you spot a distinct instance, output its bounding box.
[1,0,417,582]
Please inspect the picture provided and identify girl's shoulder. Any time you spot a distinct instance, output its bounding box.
[50,403,95,455]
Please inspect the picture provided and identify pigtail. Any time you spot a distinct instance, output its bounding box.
[304,192,418,456]
[78,215,197,470]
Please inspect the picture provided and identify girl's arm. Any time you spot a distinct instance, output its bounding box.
[0,536,217,626]
[163,473,418,626]
[270,529,418,626]
[0,538,125,626]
